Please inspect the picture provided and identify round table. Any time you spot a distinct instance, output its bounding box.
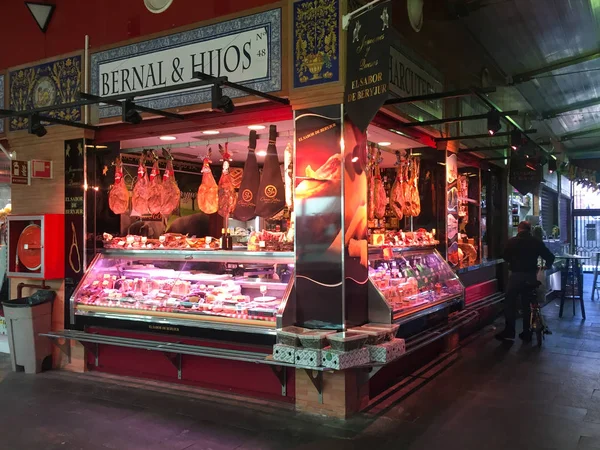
[555,254,589,319]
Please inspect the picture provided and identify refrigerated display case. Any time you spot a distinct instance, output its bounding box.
[367,245,464,324]
[70,249,296,336]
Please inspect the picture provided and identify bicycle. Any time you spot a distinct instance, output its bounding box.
[528,280,552,348]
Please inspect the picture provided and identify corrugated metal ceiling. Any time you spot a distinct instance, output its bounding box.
[461,0,600,159]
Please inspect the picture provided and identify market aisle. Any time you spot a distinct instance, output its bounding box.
[2,280,600,449]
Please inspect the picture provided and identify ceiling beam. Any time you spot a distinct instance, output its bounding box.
[471,87,552,158]
[436,129,536,142]
[459,144,510,153]
[80,92,185,121]
[542,97,600,119]
[558,125,600,142]
[384,86,496,106]
[510,49,600,84]
[566,147,600,159]
[399,110,518,128]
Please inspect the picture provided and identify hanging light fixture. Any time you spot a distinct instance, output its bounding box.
[122,99,142,125]
[548,157,557,173]
[510,129,522,150]
[211,85,234,113]
[487,109,501,135]
[28,113,47,137]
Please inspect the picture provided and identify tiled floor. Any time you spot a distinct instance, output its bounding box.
[2,277,600,449]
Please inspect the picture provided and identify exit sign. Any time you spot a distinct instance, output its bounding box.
[31,160,53,179]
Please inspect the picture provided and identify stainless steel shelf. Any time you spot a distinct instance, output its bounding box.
[102,249,295,264]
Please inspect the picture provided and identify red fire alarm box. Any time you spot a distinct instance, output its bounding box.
[8,214,64,279]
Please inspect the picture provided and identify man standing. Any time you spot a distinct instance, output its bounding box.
[496,221,555,342]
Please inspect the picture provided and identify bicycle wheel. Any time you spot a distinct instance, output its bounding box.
[536,329,543,348]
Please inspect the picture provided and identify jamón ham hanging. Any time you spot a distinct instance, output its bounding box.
[390,165,403,220]
[374,172,386,219]
[108,157,129,215]
[197,149,218,215]
[217,143,236,218]
[160,148,181,216]
[255,125,286,218]
[233,130,260,221]
[131,152,149,216]
[147,154,162,215]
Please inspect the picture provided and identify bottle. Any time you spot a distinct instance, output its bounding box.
[220,228,227,250]
[225,228,233,250]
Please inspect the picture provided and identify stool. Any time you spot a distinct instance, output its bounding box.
[559,257,586,320]
[592,253,600,301]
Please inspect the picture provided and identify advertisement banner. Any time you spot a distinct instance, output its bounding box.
[294,105,343,329]
[344,1,391,131]
[342,118,369,326]
[91,9,281,118]
[64,139,85,282]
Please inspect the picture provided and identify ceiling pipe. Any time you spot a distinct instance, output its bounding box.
[398,110,518,128]
[436,129,536,142]
[384,86,496,106]
[510,49,600,85]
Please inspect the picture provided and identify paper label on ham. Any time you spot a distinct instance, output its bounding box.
[197,160,218,214]
[255,130,285,218]
[233,148,260,221]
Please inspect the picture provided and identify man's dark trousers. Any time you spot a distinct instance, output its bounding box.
[505,271,538,336]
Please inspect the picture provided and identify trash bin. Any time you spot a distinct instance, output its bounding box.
[2,289,55,374]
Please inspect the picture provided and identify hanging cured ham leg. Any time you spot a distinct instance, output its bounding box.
[390,164,403,220]
[131,152,149,216]
[217,143,236,218]
[197,148,218,215]
[108,157,129,215]
[147,153,162,215]
[160,148,181,216]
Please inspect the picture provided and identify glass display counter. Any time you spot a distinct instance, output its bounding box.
[368,245,464,324]
[71,249,295,335]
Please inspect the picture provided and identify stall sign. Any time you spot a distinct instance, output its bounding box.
[345,1,391,131]
[510,154,543,195]
[389,46,443,119]
[91,9,281,119]
[31,160,53,179]
[11,160,30,185]
[64,139,84,281]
